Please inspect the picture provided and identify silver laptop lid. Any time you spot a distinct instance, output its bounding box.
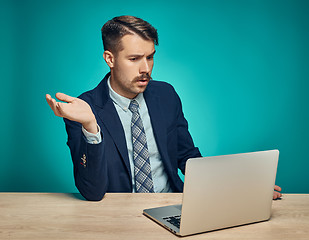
[179,150,279,236]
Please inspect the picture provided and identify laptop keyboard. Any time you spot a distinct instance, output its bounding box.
[163,215,181,229]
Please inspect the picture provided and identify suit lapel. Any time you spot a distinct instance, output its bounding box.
[144,91,169,165]
[93,74,131,179]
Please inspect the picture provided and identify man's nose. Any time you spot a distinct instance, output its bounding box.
[140,58,150,73]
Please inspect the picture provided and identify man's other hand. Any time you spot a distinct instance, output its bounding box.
[273,185,282,200]
[46,93,98,134]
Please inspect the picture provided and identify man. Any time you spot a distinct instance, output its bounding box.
[46,16,282,201]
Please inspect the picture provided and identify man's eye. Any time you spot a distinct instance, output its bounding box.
[129,58,137,61]
[147,56,154,60]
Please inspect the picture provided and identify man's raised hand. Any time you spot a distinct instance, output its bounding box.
[46,93,98,134]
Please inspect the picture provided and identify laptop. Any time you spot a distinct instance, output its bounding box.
[143,150,279,236]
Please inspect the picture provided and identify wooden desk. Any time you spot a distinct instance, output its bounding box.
[0,193,308,239]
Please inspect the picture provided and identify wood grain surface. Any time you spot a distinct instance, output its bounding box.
[0,193,308,239]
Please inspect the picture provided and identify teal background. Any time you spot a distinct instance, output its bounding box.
[0,0,308,193]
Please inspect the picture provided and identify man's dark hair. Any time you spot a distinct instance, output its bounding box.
[101,15,158,54]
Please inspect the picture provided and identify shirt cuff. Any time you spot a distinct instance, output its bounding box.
[82,124,102,144]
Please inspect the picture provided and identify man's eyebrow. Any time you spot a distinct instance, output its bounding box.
[148,50,156,56]
[127,54,144,57]
[127,50,156,58]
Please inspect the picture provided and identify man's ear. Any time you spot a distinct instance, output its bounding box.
[103,50,115,68]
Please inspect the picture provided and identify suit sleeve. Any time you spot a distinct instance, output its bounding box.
[174,91,202,174]
[64,118,108,201]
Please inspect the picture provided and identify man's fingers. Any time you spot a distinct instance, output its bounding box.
[274,185,282,192]
[46,94,57,112]
[46,94,52,101]
[273,185,282,200]
[273,191,282,200]
[46,94,54,107]
[55,92,75,103]
[46,94,62,117]
[55,102,68,117]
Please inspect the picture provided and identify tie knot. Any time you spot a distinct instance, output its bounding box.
[129,100,139,113]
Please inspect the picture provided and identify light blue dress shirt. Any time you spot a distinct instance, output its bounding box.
[82,77,171,193]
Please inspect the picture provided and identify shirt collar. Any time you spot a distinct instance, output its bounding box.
[107,76,143,112]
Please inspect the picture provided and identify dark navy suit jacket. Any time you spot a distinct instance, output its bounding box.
[64,73,201,201]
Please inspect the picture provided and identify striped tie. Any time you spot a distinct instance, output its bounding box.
[129,100,154,192]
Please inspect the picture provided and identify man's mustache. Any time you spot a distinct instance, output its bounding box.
[133,73,152,81]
